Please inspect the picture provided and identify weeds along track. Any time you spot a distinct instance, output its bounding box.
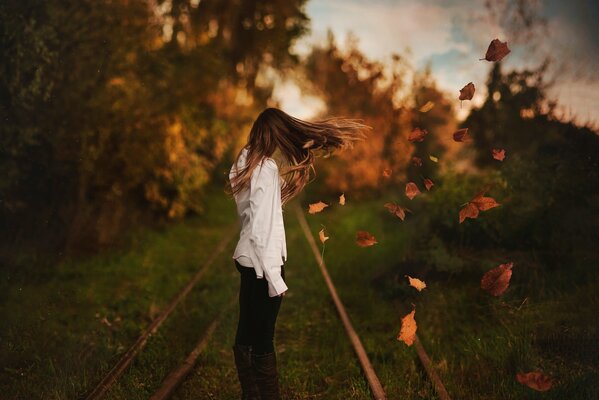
[82,222,239,400]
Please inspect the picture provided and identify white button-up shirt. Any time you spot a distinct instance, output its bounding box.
[230,147,288,297]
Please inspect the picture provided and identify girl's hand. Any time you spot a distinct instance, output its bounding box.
[279,291,286,297]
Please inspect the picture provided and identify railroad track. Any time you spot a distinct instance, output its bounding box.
[83,200,451,400]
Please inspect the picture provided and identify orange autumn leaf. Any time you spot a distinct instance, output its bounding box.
[408,127,428,142]
[480,38,511,62]
[356,230,378,247]
[308,201,328,214]
[405,182,420,200]
[384,202,411,221]
[397,308,417,346]
[339,193,345,205]
[382,168,392,178]
[481,262,514,296]
[405,275,427,291]
[459,202,479,223]
[516,371,553,392]
[419,101,435,113]
[459,82,475,101]
[492,148,506,161]
[471,195,500,211]
[412,156,423,167]
[423,178,434,191]
[453,128,471,142]
[319,228,329,244]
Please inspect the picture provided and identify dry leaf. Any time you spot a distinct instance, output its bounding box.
[516,371,553,392]
[397,308,417,346]
[481,262,514,296]
[453,128,471,142]
[384,202,411,221]
[382,168,392,177]
[339,193,345,205]
[423,178,434,191]
[419,101,435,113]
[319,228,329,244]
[429,155,438,163]
[492,148,506,161]
[308,201,328,214]
[408,128,428,142]
[406,275,427,291]
[412,157,423,167]
[459,187,500,223]
[356,230,378,247]
[405,182,420,200]
[459,82,475,101]
[480,38,511,62]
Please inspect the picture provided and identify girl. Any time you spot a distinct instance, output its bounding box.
[225,107,370,399]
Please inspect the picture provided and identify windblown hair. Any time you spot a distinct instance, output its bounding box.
[225,107,371,207]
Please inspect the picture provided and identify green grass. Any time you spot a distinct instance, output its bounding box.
[1,187,597,399]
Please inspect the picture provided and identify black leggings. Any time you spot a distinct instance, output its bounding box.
[234,259,285,355]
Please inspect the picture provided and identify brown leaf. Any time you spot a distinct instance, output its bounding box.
[516,371,553,392]
[308,201,328,214]
[419,101,435,113]
[459,202,479,223]
[423,178,434,191]
[471,195,500,211]
[405,182,420,200]
[481,262,514,296]
[406,275,427,291]
[319,228,329,244]
[339,193,345,205]
[356,230,378,247]
[492,148,506,161]
[412,156,423,167]
[397,308,417,346]
[480,38,511,62]
[384,202,411,221]
[408,127,428,142]
[459,82,475,101]
[382,168,392,178]
[453,128,471,142]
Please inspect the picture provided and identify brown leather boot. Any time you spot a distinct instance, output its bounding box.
[251,351,281,400]
[232,344,261,400]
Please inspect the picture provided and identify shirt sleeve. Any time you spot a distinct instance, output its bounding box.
[247,159,288,297]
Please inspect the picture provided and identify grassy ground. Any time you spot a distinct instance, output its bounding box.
[1,186,597,399]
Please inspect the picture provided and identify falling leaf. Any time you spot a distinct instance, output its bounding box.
[459,188,501,223]
[481,262,514,296]
[480,38,511,62]
[405,182,420,200]
[419,101,435,113]
[459,202,479,223]
[397,308,417,346]
[453,128,471,142]
[492,148,506,161]
[423,178,434,191]
[408,128,428,142]
[406,275,427,291]
[429,155,438,163]
[100,317,112,327]
[302,139,315,149]
[412,156,423,167]
[339,193,345,205]
[356,230,378,247]
[516,371,553,392]
[382,168,392,177]
[308,201,329,214]
[319,228,329,244]
[384,202,411,221]
[459,82,475,101]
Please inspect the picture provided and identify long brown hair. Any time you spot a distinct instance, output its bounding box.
[225,107,371,207]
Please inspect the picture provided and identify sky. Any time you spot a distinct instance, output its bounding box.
[273,0,599,126]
